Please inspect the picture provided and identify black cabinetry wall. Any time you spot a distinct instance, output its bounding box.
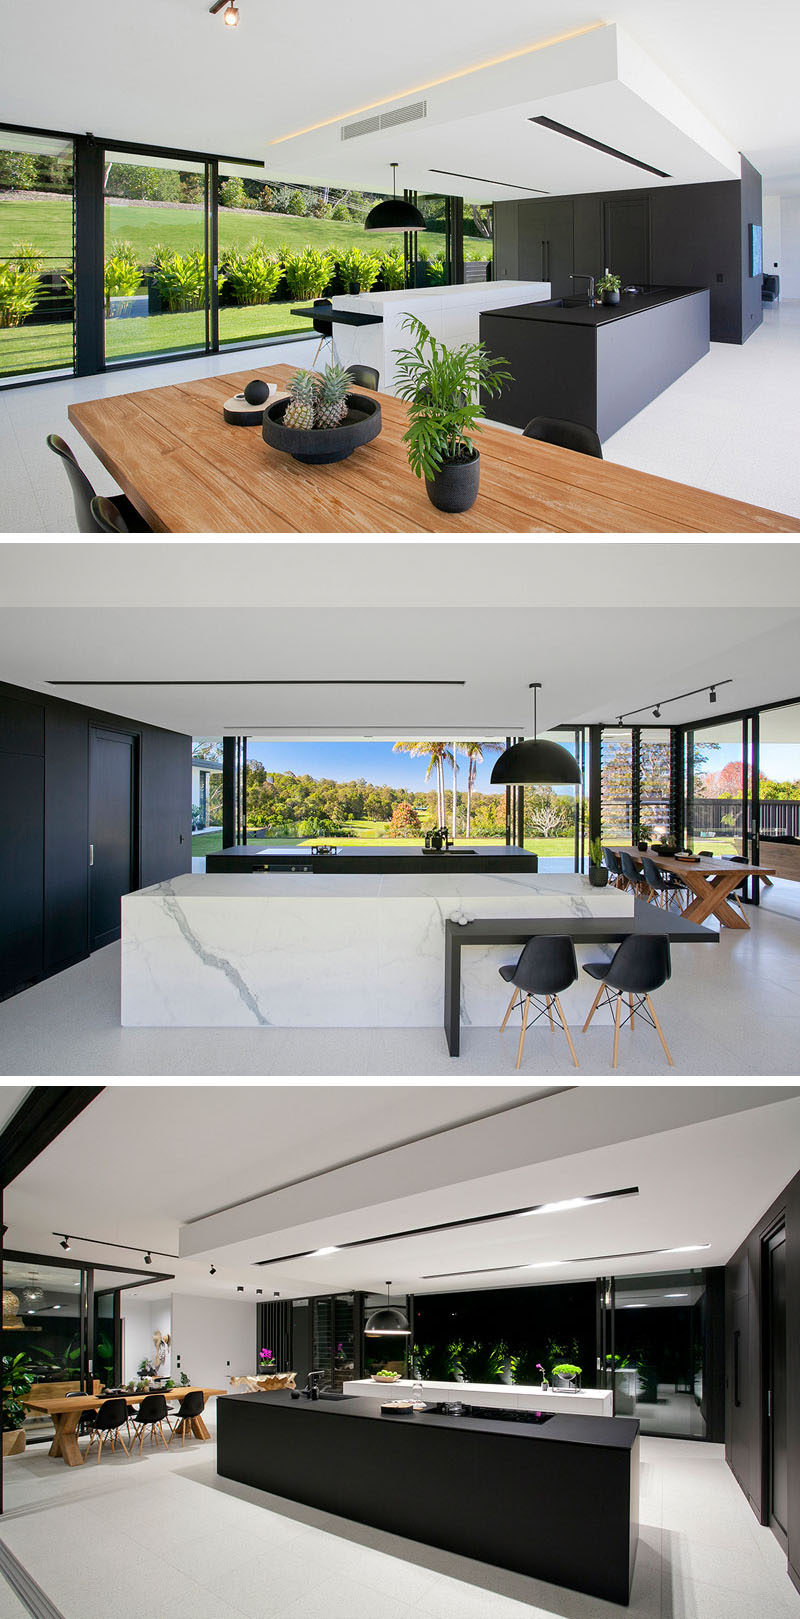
[494,158,762,344]
[725,1169,800,1593]
[0,680,191,1002]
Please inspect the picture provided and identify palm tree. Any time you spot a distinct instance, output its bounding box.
[461,742,502,837]
[392,741,451,826]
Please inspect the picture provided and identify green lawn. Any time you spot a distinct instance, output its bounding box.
[191,826,578,859]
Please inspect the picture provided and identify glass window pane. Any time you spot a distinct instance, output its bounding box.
[191,737,224,867]
[103,152,208,364]
[613,1271,708,1438]
[3,1258,84,1441]
[639,728,672,844]
[0,130,74,380]
[688,719,744,853]
[757,702,800,852]
[524,731,581,871]
[601,729,633,845]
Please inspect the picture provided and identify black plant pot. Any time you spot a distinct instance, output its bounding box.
[589,865,609,887]
[425,451,480,514]
[262,394,382,465]
[602,289,621,306]
[348,281,361,295]
[636,841,648,852]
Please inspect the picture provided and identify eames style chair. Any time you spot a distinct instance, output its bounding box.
[46,434,152,533]
[522,416,603,458]
[499,935,579,1069]
[582,934,673,1068]
[85,1398,130,1462]
[619,850,648,898]
[602,847,624,886]
[168,1389,205,1446]
[90,495,129,532]
[130,1393,170,1451]
[346,364,379,391]
[641,855,685,912]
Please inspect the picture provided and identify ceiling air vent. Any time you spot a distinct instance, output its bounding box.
[342,115,381,141]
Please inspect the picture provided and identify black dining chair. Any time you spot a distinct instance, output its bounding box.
[522,416,603,458]
[90,494,129,533]
[602,847,624,886]
[498,935,579,1069]
[346,364,379,391]
[619,850,648,898]
[84,1398,130,1462]
[642,855,685,912]
[46,434,152,533]
[168,1390,205,1447]
[582,934,673,1068]
[130,1393,170,1451]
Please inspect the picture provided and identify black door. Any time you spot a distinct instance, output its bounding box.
[518,200,574,297]
[729,1293,749,1486]
[603,196,652,285]
[0,751,44,997]
[88,727,135,950]
[767,1229,788,1551]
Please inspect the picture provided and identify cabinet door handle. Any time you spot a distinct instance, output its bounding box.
[733,1329,741,1407]
[89,844,94,867]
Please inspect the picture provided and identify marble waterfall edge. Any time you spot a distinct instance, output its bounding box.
[121,873,633,1028]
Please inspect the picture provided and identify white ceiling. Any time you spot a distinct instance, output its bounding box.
[4,1085,799,1303]
[2,2,800,191]
[1,543,799,737]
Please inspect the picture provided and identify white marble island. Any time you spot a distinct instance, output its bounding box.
[343,1378,614,1418]
[327,280,550,394]
[121,872,632,1028]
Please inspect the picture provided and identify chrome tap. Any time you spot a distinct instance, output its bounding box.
[571,273,595,305]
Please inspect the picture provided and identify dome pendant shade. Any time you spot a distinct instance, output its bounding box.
[364,1281,411,1336]
[490,683,582,786]
[365,164,425,233]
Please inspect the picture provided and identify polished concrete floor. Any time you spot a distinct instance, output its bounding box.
[1,303,799,531]
[0,1408,797,1619]
[1,883,798,1076]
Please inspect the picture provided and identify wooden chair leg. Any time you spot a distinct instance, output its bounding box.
[645,993,674,1066]
[553,994,578,1068]
[629,993,635,1031]
[545,996,555,1032]
[500,987,519,1032]
[516,995,530,1070]
[582,982,605,1032]
[612,994,623,1069]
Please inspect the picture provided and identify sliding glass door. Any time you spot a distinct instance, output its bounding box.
[0,129,74,380]
[103,150,212,365]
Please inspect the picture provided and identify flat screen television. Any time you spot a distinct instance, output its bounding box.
[749,223,763,278]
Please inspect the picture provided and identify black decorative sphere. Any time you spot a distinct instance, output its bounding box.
[244,379,269,406]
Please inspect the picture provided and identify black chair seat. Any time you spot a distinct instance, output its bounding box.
[498,936,579,1069]
[522,416,603,458]
[582,961,610,982]
[499,963,516,983]
[47,434,153,533]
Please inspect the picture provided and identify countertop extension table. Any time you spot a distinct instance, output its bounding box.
[67,364,800,534]
[23,1386,224,1466]
[444,898,716,1056]
[619,848,776,929]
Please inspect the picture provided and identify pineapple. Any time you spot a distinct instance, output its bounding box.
[283,368,317,431]
[314,361,350,429]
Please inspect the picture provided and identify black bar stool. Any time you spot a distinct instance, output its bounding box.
[582,934,673,1068]
[498,935,579,1069]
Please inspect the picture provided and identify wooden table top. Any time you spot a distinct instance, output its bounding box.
[619,847,776,877]
[68,364,800,534]
[24,1385,223,1414]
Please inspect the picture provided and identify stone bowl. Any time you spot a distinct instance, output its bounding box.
[262,394,382,465]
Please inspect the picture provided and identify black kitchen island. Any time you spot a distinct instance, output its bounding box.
[217,1391,639,1606]
[480,285,710,439]
[206,843,538,874]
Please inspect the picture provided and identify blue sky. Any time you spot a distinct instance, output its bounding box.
[696,742,800,780]
[244,740,508,793]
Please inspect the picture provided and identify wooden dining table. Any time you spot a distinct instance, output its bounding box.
[620,848,776,928]
[68,364,800,534]
[24,1386,224,1466]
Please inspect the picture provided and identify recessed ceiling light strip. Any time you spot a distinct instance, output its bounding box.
[422,1243,710,1279]
[255,1185,639,1267]
[428,169,550,194]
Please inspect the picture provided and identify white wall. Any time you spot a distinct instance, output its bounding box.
[763,195,782,277]
[170,1293,256,1391]
[120,1296,172,1383]
[780,198,800,298]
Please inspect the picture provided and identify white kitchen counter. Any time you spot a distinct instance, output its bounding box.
[121,871,632,1028]
[327,280,550,393]
[343,1378,614,1418]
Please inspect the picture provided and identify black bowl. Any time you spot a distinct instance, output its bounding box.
[262,393,382,465]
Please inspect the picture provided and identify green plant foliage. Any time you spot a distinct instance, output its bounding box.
[337,245,381,290]
[0,259,43,327]
[380,248,405,289]
[180,172,204,204]
[106,163,180,201]
[220,175,247,210]
[153,249,213,312]
[393,313,511,481]
[287,189,308,216]
[312,199,333,219]
[596,267,622,294]
[331,200,351,222]
[103,240,141,314]
[11,240,43,272]
[2,1352,35,1431]
[283,245,334,300]
[222,242,282,306]
[589,836,605,867]
[179,1370,190,1386]
[388,801,421,838]
[551,1361,582,1377]
[0,150,38,189]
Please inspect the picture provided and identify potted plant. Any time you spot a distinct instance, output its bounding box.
[588,837,609,886]
[393,313,511,514]
[596,268,622,306]
[2,1352,34,1456]
[551,1361,582,1389]
[536,1362,550,1391]
[632,822,652,852]
[179,1371,191,1387]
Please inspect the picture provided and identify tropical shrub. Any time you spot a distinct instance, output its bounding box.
[258,183,274,211]
[269,187,291,214]
[180,172,204,204]
[331,201,351,222]
[0,260,43,326]
[380,248,405,289]
[312,199,332,219]
[287,189,308,216]
[337,245,381,291]
[220,175,247,209]
[283,245,334,300]
[388,801,421,838]
[2,1352,35,1431]
[419,245,446,285]
[11,240,43,272]
[0,150,38,189]
[153,249,212,312]
[105,163,180,201]
[103,241,141,315]
[222,242,282,305]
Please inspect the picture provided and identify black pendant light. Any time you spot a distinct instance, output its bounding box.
[365,164,425,233]
[491,683,582,786]
[364,1280,411,1336]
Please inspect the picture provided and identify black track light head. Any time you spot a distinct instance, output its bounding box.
[709,686,717,704]
[653,705,661,719]
[237,1285,244,1293]
[60,1236,71,1251]
[144,1251,152,1265]
[209,1264,216,1276]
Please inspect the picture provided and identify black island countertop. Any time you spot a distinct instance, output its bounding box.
[217,1390,639,1604]
[491,284,704,327]
[206,843,538,874]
